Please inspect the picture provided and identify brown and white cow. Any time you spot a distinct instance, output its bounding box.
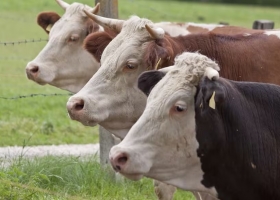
[25,0,227,94]
[110,52,280,200]
[25,0,104,93]
[67,14,280,138]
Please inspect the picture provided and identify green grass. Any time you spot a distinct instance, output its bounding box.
[0,155,194,200]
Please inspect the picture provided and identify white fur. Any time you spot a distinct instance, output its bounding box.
[243,33,251,36]
[264,30,280,39]
[187,22,224,31]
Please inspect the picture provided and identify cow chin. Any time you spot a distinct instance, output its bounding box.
[77,119,98,127]
[120,172,143,181]
[67,113,98,127]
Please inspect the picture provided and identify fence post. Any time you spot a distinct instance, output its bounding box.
[94,0,119,168]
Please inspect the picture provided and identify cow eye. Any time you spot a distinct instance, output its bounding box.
[126,63,136,70]
[69,35,79,42]
[175,105,186,112]
[172,102,187,114]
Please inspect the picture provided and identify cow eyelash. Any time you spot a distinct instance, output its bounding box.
[174,105,186,112]
[125,63,136,70]
[173,102,187,113]
[69,36,78,42]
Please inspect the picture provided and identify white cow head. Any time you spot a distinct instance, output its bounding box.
[26,0,101,93]
[109,52,219,195]
[67,14,177,138]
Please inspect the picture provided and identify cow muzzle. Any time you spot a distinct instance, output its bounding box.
[66,96,98,126]
[26,62,40,81]
[109,146,144,181]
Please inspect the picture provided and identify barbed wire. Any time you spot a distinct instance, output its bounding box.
[0,93,73,100]
[0,38,48,46]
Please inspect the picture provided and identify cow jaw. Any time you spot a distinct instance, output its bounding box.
[26,3,100,93]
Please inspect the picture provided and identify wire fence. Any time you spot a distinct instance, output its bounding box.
[0,93,73,100]
[0,38,48,46]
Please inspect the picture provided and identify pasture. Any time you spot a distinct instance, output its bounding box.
[0,0,280,199]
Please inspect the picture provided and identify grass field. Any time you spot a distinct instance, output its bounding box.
[0,155,194,200]
[0,0,279,199]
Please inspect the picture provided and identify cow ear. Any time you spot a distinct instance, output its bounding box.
[37,12,61,34]
[144,42,170,70]
[138,70,166,96]
[84,31,114,62]
[196,76,225,110]
[144,36,176,71]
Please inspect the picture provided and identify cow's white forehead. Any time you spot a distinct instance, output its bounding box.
[49,3,93,39]
[101,16,154,61]
[63,3,92,18]
[148,52,219,103]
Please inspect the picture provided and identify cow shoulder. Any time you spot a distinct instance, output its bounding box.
[37,12,61,34]
[137,70,166,96]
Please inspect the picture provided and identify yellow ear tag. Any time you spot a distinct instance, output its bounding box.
[209,91,216,109]
[46,24,53,32]
[155,58,162,70]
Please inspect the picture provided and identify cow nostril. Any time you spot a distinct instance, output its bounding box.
[116,165,121,171]
[30,66,39,74]
[74,99,84,111]
[117,156,128,165]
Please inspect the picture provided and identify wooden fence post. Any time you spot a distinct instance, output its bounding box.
[94,0,119,167]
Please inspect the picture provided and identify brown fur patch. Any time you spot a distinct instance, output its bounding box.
[84,30,117,62]
[85,19,100,36]
[211,26,264,35]
[143,36,183,70]
[187,25,209,34]
[37,12,61,34]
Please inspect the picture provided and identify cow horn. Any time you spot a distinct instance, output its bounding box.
[83,10,124,32]
[90,3,100,14]
[55,0,70,10]
[145,24,165,39]
[204,67,219,81]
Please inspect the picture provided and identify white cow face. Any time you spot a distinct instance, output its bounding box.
[26,1,101,93]
[109,52,219,195]
[67,16,168,138]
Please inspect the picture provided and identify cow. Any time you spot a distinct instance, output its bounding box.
[67,14,280,138]
[25,0,228,94]
[109,52,280,200]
